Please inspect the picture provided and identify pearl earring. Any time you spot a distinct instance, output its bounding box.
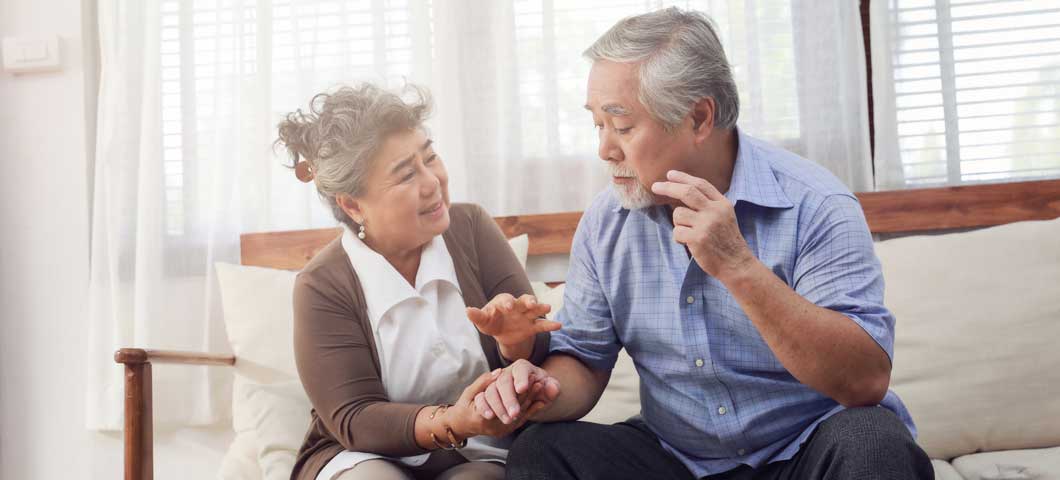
[357,224,366,240]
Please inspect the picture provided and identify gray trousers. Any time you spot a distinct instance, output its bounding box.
[506,407,933,480]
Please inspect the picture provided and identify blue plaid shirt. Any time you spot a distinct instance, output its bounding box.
[550,129,916,478]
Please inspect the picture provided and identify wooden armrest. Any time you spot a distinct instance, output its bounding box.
[113,348,236,480]
[114,347,236,366]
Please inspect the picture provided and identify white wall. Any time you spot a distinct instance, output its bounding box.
[0,1,229,478]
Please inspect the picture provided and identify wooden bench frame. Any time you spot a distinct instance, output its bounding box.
[115,178,1060,480]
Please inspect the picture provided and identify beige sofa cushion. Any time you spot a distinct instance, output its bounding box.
[933,459,965,480]
[216,263,309,480]
[952,447,1060,480]
[877,217,1060,460]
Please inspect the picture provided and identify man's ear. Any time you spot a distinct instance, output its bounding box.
[336,194,365,225]
[690,97,716,143]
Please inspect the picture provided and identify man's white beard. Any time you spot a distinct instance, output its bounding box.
[609,163,655,210]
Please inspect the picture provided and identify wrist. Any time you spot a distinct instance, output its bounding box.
[498,338,534,361]
[718,254,762,290]
[441,403,471,440]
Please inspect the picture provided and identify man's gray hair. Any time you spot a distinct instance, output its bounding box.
[584,7,739,131]
[276,83,431,228]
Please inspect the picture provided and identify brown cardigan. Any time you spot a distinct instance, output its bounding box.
[289,203,550,480]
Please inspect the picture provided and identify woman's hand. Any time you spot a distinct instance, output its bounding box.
[467,293,560,350]
[472,359,560,424]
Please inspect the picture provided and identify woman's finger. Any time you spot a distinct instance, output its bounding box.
[534,319,563,333]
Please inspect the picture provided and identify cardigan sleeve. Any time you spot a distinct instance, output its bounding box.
[292,271,430,457]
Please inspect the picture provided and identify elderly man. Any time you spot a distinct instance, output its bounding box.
[476,7,933,480]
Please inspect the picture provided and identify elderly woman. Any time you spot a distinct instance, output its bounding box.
[277,84,561,480]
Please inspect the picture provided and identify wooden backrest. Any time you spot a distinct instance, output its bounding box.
[241,179,1060,270]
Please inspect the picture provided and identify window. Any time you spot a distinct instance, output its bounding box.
[874,0,1060,187]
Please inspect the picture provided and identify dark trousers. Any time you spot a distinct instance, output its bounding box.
[506,407,933,480]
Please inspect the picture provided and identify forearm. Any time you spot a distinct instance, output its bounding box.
[530,353,610,422]
[722,260,891,406]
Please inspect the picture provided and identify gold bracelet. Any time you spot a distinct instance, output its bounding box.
[445,426,468,449]
[428,404,465,450]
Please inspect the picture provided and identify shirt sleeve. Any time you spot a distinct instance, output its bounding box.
[548,208,622,372]
[792,194,896,361]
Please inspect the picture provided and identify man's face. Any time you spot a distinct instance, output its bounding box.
[585,60,695,209]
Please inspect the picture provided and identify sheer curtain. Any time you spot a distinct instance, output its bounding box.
[87,0,871,429]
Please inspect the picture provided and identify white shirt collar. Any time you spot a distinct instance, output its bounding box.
[340,226,461,330]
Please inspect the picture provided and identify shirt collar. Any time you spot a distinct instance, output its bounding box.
[340,227,461,330]
[724,128,794,209]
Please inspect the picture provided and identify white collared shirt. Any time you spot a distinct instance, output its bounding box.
[316,227,506,480]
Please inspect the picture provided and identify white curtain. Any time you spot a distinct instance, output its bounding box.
[87,0,871,429]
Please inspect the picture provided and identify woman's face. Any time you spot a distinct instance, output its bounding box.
[349,128,451,253]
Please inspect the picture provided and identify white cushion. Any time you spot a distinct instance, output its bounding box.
[952,447,1060,480]
[932,459,965,480]
[508,234,529,269]
[219,432,263,480]
[216,263,308,480]
[877,217,1060,460]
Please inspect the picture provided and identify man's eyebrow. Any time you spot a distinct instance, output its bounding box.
[602,104,630,116]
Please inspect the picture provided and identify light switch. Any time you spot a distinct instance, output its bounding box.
[2,36,62,74]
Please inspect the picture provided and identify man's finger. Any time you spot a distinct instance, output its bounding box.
[651,181,709,210]
[511,361,538,394]
[667,170,724,201]
[673,225,695,245]
[672,206,697,227]
[474,392,494,420]
[495,370,522,420]
[484,383,510,424]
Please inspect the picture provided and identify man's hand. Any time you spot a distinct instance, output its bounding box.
[473,359,561,424]
[651,170,757,282]
[467,293,560,348]
[446,369,551,438]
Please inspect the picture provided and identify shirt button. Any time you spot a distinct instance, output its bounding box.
[695,358,704,367]
[717,406,727,415]
[738,449,746,456]
[686,296,695,304]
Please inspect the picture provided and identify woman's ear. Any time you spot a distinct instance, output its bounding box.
[690,97,716,144]
[336,194,366,225]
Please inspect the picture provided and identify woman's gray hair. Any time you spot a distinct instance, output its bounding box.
[584,7,739,132]
[276,83,432,228]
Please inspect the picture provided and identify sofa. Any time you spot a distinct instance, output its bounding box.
[203,214,1060,480]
